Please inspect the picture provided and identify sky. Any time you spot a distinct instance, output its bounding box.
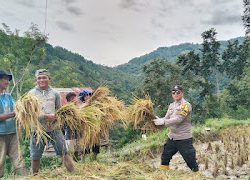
[0,0,245,66]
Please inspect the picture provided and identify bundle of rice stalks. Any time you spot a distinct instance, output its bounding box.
[14,94,48,144]
[126,95,158,131]
[94,96,126,139]
[79,106,103,149]
[68,86,126,149]
[56,103,85,131]
[86,86,126,140]
[87,86,110,104]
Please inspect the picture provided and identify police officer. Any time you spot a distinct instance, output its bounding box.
[153,85,199,172]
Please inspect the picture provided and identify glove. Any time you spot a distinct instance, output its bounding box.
[153,117,165,126]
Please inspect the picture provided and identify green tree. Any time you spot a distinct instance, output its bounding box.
[178,28,221,96]
[140,59,181,115]
[0,23,47,98]
[219,3,250,119]
[221,36,250,119]
[200,28,221,95]
[222,39,249,79]
[177,51,201,76]
[222,58,250,119]
[177,28,222,121]
[242,0,250,35]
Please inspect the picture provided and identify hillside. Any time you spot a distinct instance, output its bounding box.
[43,44,138,101]
[0,28,138,101]
[115,37,245,75]
[44,44,139,101]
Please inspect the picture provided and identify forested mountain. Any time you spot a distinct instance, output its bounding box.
[0,27,137,102]
[0,24,248,120]
[44,36,243,102]
[115,37,245,75]
[44,44,138,101]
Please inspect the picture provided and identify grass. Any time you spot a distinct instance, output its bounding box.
[193,118,250,142]
[204,118,250,129]
[99,118,250,161]
[99,129,167,163]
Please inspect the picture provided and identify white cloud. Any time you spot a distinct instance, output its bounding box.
[0,0,245,66]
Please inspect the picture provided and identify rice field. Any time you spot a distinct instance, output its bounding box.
[15,161,204,180]
[11,94,250,180]
[196,125,250,179]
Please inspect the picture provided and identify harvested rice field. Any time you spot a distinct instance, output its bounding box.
[11,121,249,180]
[19,162,204,180]
[149,125,250,180]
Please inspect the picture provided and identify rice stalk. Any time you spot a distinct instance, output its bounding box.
[56,103,85,132]
[87,86,110,104]
[14,94,49,144]
[56,86,126,151]
[87,88,126,141]
[79,106,103,150]
[126,95,157,131]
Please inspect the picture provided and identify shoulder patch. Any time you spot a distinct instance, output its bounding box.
[179,103,189,117]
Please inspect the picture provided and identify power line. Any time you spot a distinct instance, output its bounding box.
[44,0,48,35]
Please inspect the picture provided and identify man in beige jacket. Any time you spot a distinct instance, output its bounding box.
[153,85,199,172]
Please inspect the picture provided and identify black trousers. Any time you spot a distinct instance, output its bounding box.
[161,138,199,172]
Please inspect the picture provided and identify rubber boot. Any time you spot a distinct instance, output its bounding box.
[160,165,170,170]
